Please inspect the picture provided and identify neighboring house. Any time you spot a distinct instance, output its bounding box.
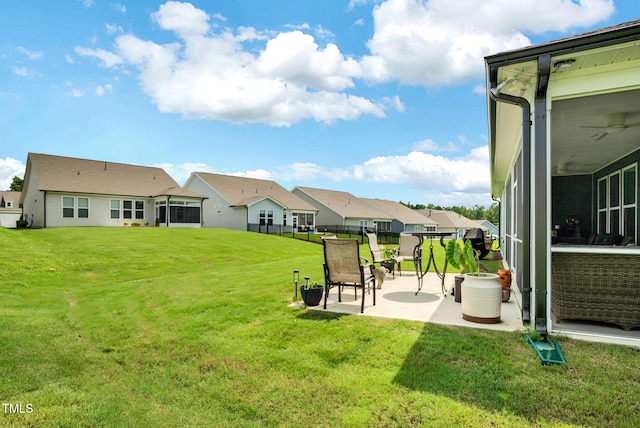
[361,198,438,233]
[486,20,640,344]
[0,191,22,228]
[475,220,499,238]
[20,153,206,228]
[292,186,392,233]
[415,209,479,238]
[183,172,317,232]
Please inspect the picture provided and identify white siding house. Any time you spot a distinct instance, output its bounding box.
[20,153,205,228]
[183,172,317,232]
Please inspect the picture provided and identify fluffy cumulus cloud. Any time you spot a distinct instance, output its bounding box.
[364,0,614,86]
[0,157,26,190]
[74,0,614,126]
[76,1,385,126]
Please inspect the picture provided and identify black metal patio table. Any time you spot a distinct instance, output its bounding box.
[410,232,452,296]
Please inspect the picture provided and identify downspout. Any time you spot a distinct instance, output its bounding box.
[200,199,204,227]
[43,191,47,228]
[488,79,532,325]
[533,54,552,335]
[166,196,170,227]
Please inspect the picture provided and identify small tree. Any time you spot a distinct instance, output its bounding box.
[9,176,23,192]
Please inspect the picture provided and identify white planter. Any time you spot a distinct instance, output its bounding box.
[461,273,502,323]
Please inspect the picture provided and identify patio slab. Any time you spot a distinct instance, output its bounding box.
[310,271,525,332]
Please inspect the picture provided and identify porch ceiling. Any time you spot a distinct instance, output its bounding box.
[551,88,640,176]
[491,39,640,183]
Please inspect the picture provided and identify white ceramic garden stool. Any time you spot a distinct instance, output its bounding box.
[460,273,502,323]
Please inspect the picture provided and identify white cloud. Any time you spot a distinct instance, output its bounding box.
[412,138,458,152]
[76,0,614,127]
[75,46,123,67]
[16,46,43,60]
[364,0,614,86]
[277,145,490,195]
[0,157,26,190]
[106,23,124,35]
[112,3,126,13]
[12,66,38,77]
[95,84,113,96]
[152,1,211,37]
[77,2,385,127]
[155,162,214,184]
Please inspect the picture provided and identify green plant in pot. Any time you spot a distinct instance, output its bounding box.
[300,277,323,307]
[445,239,502,324]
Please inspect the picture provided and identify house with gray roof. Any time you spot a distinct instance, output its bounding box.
[415,209,478,238]
[292,186,392,233]
[361,198,438,233]
[183,172,317,232]
[0,191,22,228]
[20,153,206,228]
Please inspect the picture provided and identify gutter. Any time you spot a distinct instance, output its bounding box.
[488,73,532,325]
[487,53,552,335]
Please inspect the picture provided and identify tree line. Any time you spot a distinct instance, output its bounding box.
[400,201,499,227]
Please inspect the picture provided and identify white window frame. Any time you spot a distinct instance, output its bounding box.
[62,196,89,219]
[597,163,637,238]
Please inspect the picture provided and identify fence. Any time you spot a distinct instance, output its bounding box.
[247,223,400,244]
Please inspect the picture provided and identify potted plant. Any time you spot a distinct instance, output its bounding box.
[497,268,512,302]
[446,239,502,323]
[300,277,323,307]
[155,217,161,227]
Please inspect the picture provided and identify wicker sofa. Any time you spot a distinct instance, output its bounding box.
[551,251,640,331]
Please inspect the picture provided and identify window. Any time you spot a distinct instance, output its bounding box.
[598,164,637,238]
[77,198,89,218]
[62,197,74,218]
[62,196,89,219]
[110,200,120,219]
[121,200,145,220]
[135,201,144,219]
[5,201,12,208]
[123,200,133,219]
[259,209,274,225]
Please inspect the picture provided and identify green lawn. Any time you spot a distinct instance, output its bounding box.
[1,227,639,427]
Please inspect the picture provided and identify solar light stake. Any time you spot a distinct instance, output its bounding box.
[293,270,299,300]
[304,276,310,290]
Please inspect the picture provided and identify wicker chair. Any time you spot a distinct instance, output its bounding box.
[551,252,640,330]
[365,233,398,278]
[392,233,420,276]
[323,238,376,313]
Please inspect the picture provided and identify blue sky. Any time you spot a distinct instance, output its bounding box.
[1,0,638,206]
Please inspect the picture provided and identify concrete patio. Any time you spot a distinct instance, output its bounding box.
[309,270,525,332]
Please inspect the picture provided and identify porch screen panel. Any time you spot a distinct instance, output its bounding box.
[170,206,200,223]
[623,165,637,240]
[609,173,620,234]
[597,178,607,234]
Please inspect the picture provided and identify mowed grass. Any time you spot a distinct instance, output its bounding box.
[1,227,640,427]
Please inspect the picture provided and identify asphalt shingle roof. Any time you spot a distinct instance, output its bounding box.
[26,153,204,198]
[193,172,316,211]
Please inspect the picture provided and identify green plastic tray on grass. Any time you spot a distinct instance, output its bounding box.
[526,335,567,365]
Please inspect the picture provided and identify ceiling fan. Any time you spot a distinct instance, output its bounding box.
[553,162,595,175]
[581,112,640,141]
